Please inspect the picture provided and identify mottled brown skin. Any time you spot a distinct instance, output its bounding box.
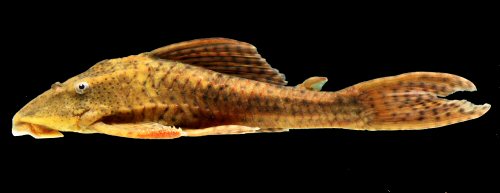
[79,55,362,130]
[12,54,359,138]
[12,38,491,139]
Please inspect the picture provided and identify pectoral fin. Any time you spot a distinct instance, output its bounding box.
[296,76,328,91]
[90,122,183,139]
[183,125,261,137]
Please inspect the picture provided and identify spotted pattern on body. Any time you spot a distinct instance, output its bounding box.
[11,38,490,139]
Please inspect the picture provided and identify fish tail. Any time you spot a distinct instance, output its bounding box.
[346,72,490,130]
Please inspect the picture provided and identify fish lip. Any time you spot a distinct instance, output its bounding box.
[12,121,64,139]
[12,125,32,137]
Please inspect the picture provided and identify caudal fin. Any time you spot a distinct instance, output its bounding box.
[349,72,490,130]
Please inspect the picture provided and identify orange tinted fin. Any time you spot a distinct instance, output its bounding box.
[183,125,261,137]
[347,72,491,130]
[91,122,183,139]
[149,38,287,85]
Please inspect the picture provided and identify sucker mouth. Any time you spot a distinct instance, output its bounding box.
[12,122,64,139]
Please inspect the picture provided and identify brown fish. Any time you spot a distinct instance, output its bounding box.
[12,38,491,139]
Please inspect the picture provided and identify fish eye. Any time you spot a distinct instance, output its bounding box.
[75,82,89,94]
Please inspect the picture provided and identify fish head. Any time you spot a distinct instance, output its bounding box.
[11,58,137,139]
[12,77,97,138]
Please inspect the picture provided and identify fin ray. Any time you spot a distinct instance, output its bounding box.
[183,125,261,137]
[349,72,490,130]
[149,38,287,85]
[91,122,183,139]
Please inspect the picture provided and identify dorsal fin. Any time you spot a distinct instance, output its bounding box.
[149,38,287,85]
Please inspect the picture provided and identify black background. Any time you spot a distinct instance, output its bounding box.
[2,4,498,192]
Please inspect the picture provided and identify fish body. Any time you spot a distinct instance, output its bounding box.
[12,38,491,139]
